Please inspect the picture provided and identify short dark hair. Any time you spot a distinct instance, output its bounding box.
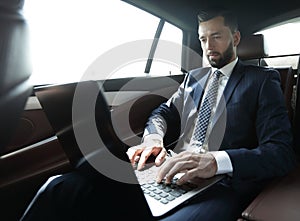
[197,8,238,33]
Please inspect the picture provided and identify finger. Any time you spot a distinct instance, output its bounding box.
[126,145,144,165]
[137,148,155,170]
[165,160,196,184]
[134,155,140,162]
[176,168,198,185]
[156,155,196,184]
[155,148,167,166]
[156,157,177,183]
[167,158,197,174]
[126,145,138,160]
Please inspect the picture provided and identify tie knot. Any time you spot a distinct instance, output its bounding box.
[214,70,222,78]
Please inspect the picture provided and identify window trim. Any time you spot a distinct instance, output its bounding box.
[145,19,165,74]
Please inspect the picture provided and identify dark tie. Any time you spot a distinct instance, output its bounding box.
[190,70,222,153]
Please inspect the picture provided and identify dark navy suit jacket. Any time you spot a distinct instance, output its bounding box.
[145,60,296,183]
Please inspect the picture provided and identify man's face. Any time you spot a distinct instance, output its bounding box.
[198,16,240,68]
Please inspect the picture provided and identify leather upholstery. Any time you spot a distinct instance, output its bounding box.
[242,164,300,221]
[237,34,268,61]
[0,0,32,151]
[276,66,296,122]
[237,34,296,122]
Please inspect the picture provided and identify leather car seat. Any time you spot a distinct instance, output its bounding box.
[0,0,32,151]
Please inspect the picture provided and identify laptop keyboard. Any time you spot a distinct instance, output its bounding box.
[134,164,198,204]
[141,178,198,204]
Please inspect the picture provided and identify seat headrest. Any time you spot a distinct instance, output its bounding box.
[237,34,268,60]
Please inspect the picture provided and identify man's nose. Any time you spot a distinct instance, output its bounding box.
[206,38,214,50]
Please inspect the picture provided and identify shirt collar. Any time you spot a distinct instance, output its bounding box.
[211,57,238,77]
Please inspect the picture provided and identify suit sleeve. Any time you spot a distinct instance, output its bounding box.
[143,74,188,146]
[226,69,296,181]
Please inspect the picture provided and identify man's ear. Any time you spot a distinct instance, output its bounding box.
[233,31,241,47]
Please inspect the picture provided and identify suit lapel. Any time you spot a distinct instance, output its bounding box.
[223,61,245,104]
[192,67,211,109]
[209,61,245,143]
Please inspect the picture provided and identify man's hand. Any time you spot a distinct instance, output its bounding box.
[126,139,167,170]
[156,151,217,185]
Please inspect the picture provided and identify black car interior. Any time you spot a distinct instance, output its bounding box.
[0,0,300,220]
[0,0,32,151]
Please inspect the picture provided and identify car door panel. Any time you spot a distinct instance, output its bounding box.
[103,75,184,146]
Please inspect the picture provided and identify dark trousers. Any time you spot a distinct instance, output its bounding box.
[21,160,265,221]
[159,179,260,221]
[20,172,154,221]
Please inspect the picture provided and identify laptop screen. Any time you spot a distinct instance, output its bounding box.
[35,80,129,167]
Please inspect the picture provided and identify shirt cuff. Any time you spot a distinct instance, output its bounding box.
[142,134,164,146]
[210,151,233,175]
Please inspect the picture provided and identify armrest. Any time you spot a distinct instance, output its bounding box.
[241,164,300,221]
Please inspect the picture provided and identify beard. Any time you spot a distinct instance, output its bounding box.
[207,41,234,69]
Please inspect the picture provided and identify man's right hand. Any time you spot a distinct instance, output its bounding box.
[126,138,167,170]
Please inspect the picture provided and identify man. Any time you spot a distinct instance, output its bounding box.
[127,8,296,220]
[22,8,295,221]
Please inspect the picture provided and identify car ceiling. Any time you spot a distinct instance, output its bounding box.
[2,0,299,35]
[122,0,300,35]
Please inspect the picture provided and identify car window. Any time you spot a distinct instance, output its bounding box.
[149,22,183,76]
[24,0,183,85]
[256,17,300,68]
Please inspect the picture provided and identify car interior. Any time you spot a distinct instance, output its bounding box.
[0,0,300,220]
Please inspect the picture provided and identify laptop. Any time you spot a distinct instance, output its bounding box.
[34,80,224,218]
